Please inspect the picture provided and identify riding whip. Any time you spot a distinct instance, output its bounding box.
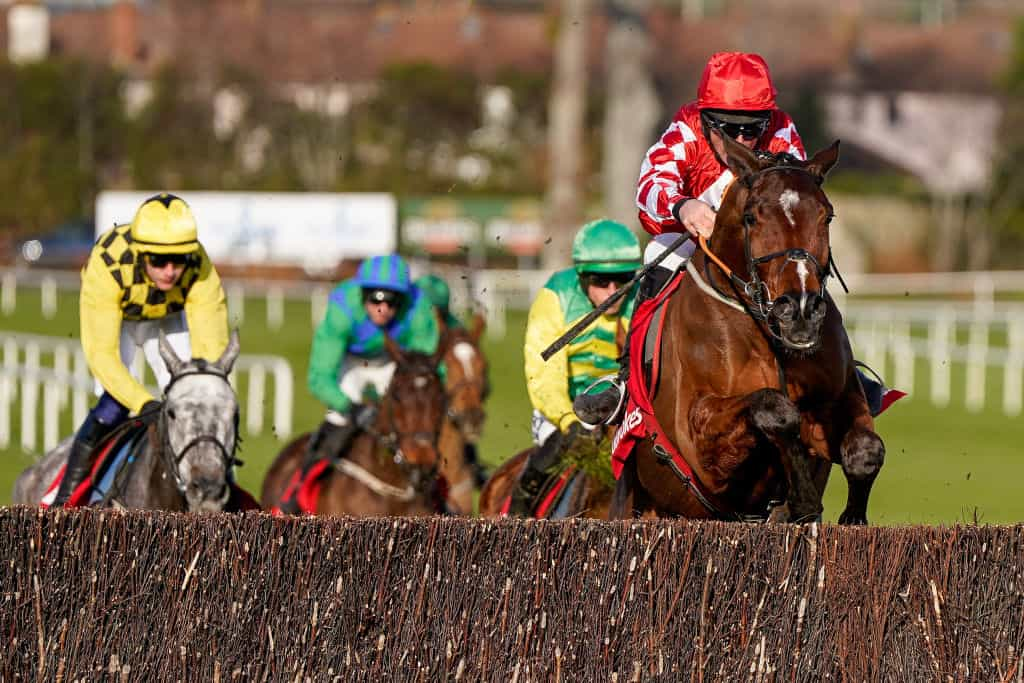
[541,231,692,361]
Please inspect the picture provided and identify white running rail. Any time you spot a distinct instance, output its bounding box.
[0,331,294,452]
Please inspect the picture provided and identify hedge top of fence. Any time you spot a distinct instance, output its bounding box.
[2,507,1023,682]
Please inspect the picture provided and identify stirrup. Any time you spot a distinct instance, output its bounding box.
[574,373,627,427]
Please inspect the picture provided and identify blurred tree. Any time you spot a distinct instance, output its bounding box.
[0,59,125,237]
[984,17,1024,267]
[126,65,232,191]
[352,62,480,194]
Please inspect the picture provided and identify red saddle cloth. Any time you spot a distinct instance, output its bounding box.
[42,420,259,511]
[610,272,704,487]
[498,464,578,518]
[271,459,332,515]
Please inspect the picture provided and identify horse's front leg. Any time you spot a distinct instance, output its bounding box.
[834,374,885,525]
[690,389,822,522]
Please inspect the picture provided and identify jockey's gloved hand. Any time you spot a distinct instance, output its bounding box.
[353,403,378,429]
[139,400,163,415]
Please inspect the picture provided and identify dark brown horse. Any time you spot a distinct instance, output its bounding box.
[260,336,448,516]
[612,135,884,524]
[436,314,489,514]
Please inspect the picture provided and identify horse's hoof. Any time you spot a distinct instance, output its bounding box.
[838,512,868,525]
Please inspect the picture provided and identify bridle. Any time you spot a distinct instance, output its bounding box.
[698,162,848,342]
[155,365,240,497]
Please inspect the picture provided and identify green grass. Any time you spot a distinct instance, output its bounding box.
[1,288,1022,525]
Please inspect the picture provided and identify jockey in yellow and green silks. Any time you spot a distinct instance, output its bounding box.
[510,219,642,515]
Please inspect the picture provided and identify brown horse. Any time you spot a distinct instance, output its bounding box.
[478,430,615,519]
[612,135,884,524]
[435,314,489,514]
[260,336,448,516]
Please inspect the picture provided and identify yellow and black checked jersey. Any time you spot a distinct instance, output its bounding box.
[80,224,228,413]
[92,224,201,320]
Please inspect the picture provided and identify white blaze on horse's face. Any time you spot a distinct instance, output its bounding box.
[452,341,476,379]
[779,189,800,227]
[165,368,238,512]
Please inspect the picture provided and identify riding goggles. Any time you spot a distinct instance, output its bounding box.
[581,271,635,288]
[363,288,402,307]
[145,252,192,268]
[702,113,769,140]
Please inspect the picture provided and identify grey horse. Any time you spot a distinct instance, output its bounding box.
[12,329,242,512]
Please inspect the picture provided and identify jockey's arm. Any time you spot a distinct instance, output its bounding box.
[404,291,441,356]
[308,301,356,414]
[635,121,694,236]
[183,245,229,362]
[523,288,578,432]
[79,249,154,414]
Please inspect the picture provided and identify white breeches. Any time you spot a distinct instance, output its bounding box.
[643,232,697,271]
[326,355,396,424]
[98,312,191,396]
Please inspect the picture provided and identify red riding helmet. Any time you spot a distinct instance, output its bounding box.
[696,52,777,111]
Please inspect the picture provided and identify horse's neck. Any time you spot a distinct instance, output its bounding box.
[118,434,186,511]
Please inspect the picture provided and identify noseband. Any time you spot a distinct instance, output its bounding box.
[157,366,239,497]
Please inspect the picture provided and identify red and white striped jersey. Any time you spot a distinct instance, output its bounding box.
[635,102,806,235]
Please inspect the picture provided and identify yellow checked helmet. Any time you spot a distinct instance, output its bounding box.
[129,193,199,255]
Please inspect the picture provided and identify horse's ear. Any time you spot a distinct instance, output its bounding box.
[718,129,760,187]
[214,328,241,375]
[469,312,486,345]
[383,333,407,365]
[158,330,184,377]
[806,140,840,185]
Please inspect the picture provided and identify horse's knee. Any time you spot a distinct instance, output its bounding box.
[749,389,799,438]
[840,429,885,480]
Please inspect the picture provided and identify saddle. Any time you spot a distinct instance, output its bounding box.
[499,464,582,519]
[41,416,154,508]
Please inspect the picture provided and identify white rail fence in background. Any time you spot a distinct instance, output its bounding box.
[844,303,1024,416]
[3,266,1024,416]
[0,331,294,453]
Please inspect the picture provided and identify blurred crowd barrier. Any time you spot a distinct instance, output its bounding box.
[2,266,1023,416]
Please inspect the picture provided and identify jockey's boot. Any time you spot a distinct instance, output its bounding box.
[508,430,565,517]
[857,368,886,418]
[463,443,488,487]
[53,413,114,507]
[277,413,359,515]
[572,265,675,426]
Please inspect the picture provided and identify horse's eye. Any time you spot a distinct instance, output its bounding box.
[743,212,756,226]
[825,213,835,225]
[167,408,177,421]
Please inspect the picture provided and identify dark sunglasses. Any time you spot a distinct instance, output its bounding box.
[583,271,635,288]
[145,253,190,268]
[704,115,769,140]
[363,289,402,308]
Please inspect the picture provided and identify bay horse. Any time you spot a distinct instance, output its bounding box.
[13,330,245,512]
[612,135,884,524]
[435,313,489,515]
[260,336,448,517]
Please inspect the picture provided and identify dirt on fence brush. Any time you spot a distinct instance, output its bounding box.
[1,507,1023,681]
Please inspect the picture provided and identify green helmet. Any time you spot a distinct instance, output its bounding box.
[572,219,642,274]
[414,274,451,311]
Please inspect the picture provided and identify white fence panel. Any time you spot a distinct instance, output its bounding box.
[0,331,294,453]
